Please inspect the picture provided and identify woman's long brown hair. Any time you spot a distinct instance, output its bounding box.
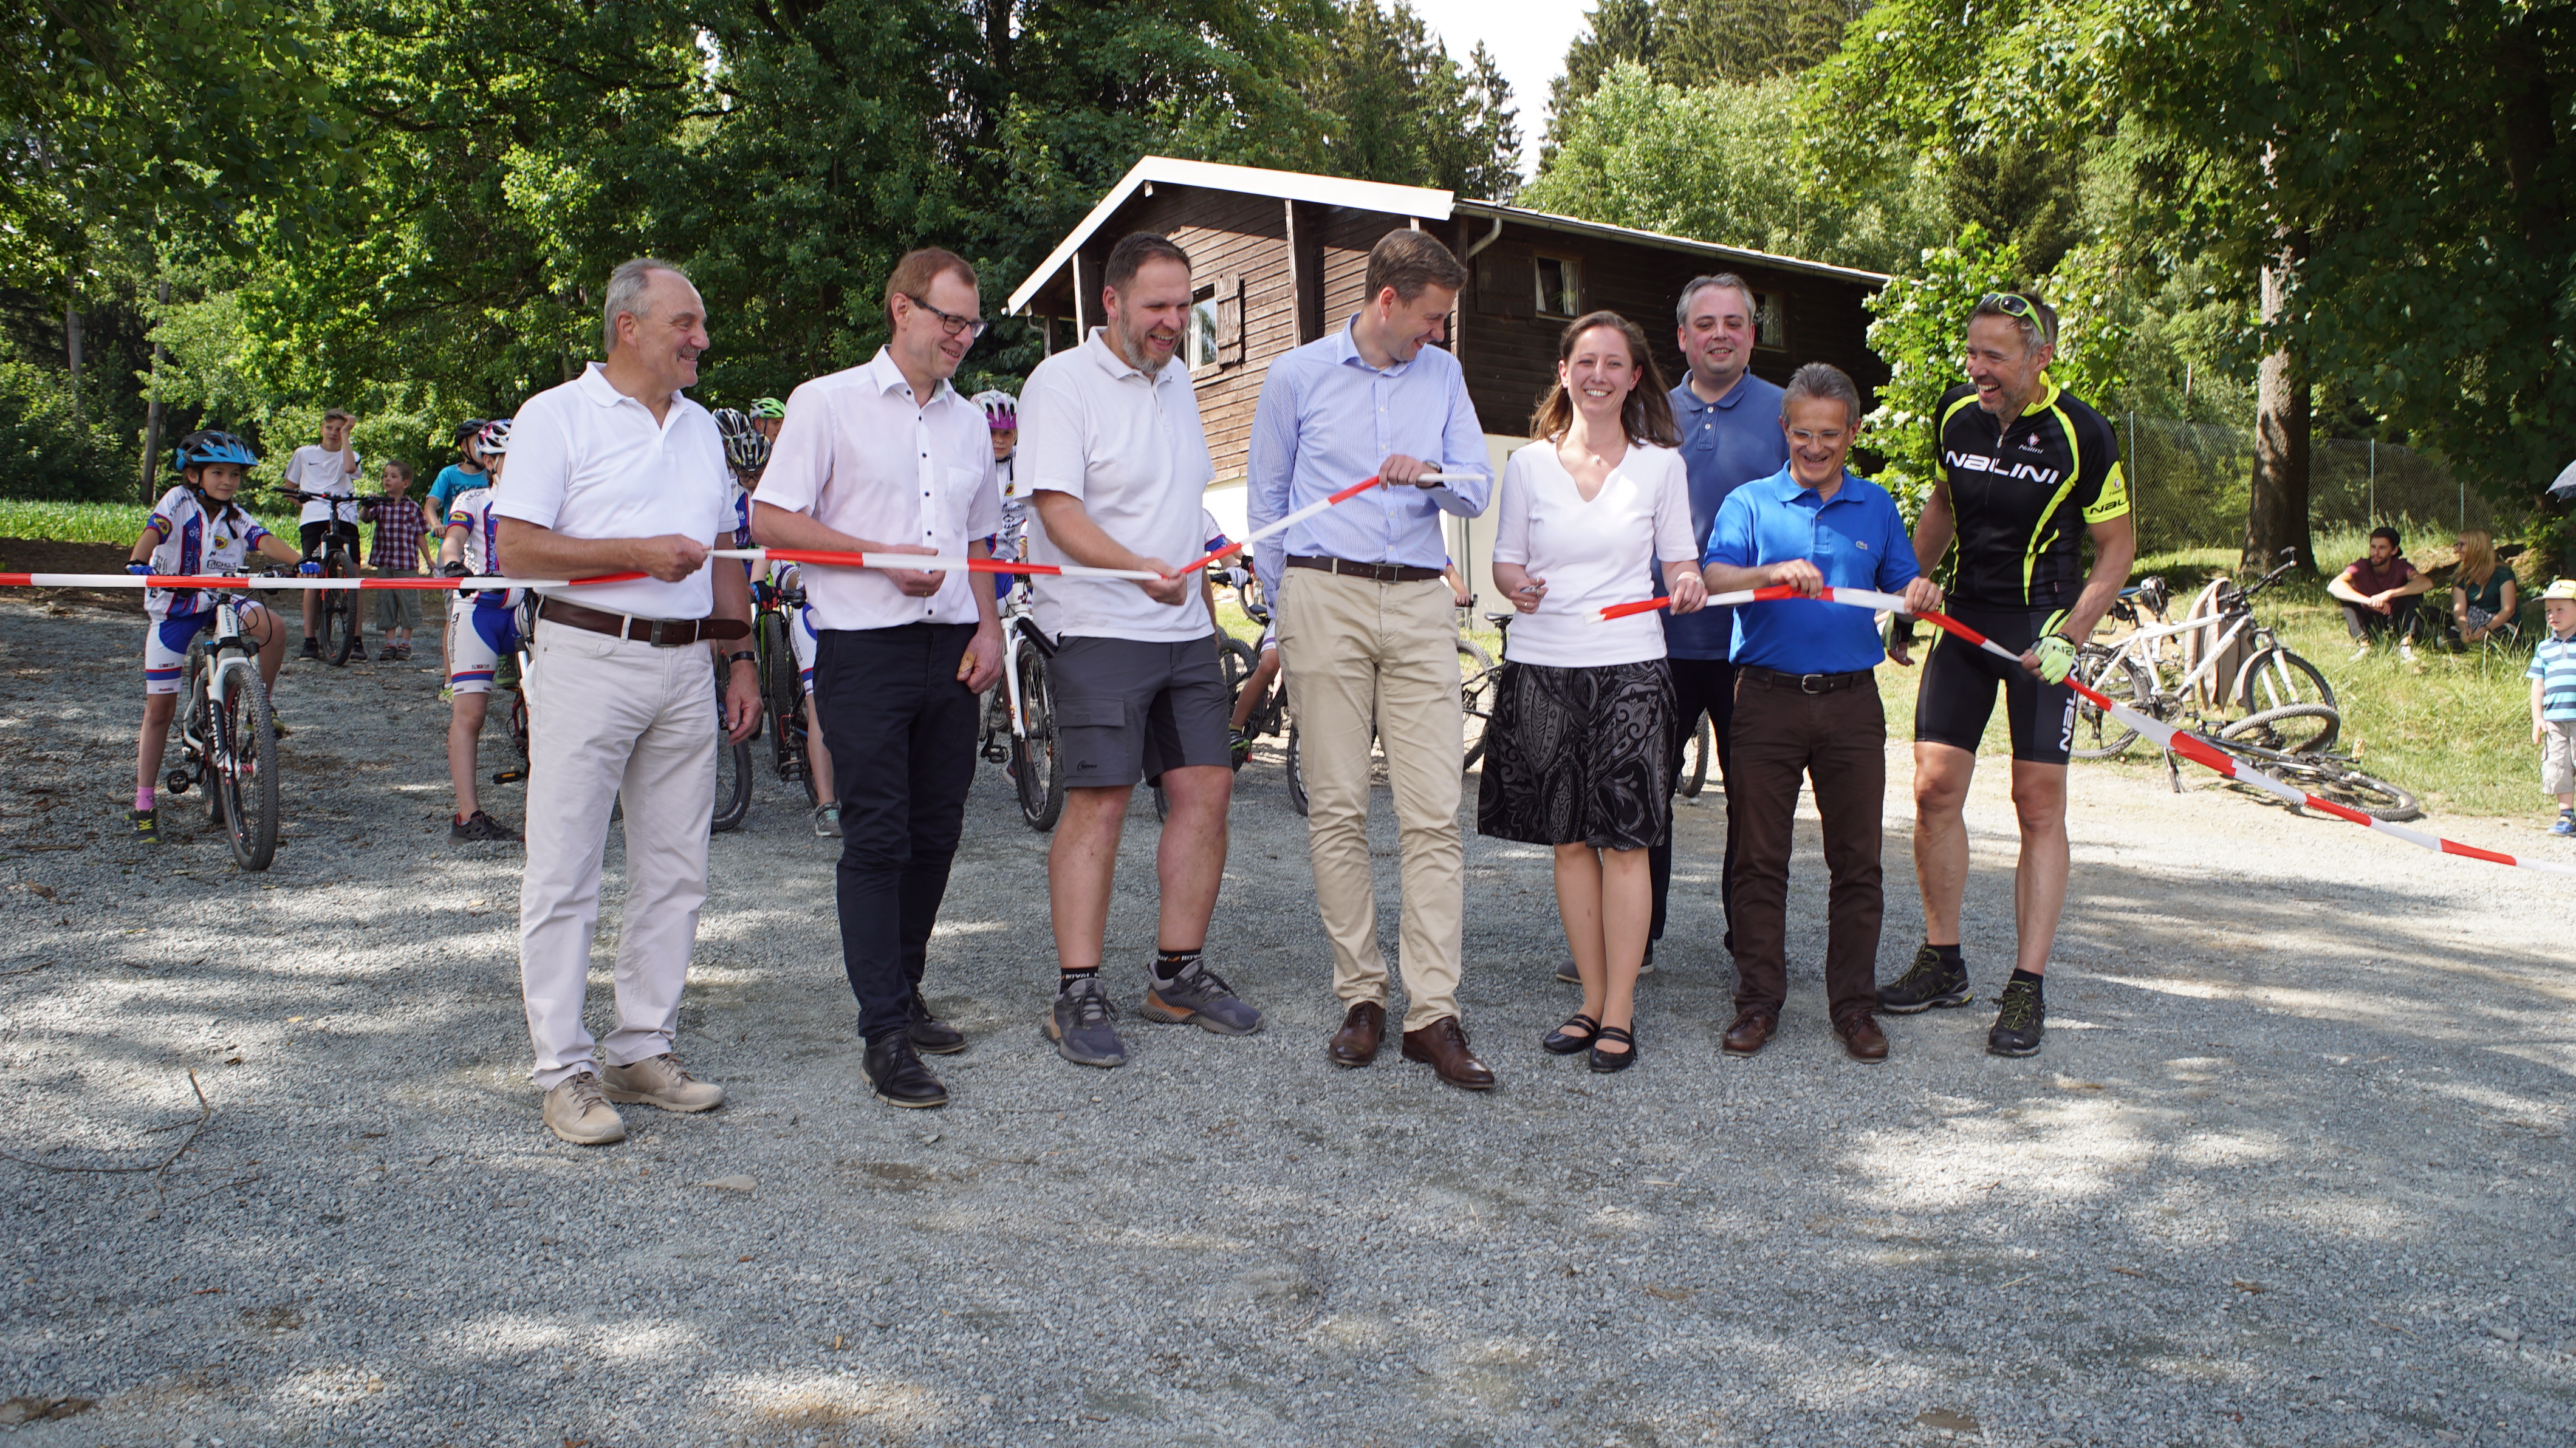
[1528,310,1680,448]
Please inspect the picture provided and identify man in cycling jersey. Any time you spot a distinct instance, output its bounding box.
[437,419,524,844]
[748,397,786,443]
[287,408,363,660]
[124,431,319,842]
[1880,292,2134,1057]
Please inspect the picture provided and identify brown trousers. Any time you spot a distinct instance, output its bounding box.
[1725,669,1886,1021]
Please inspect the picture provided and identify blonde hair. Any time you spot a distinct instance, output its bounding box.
[2456,528,2498,584]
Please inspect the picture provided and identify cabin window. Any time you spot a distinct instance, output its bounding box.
[1188,285,1221,371]
[1750,290,1786,350]
[1535,254,1583,317]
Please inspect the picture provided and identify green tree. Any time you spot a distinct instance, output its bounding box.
[1542,0,1864,159]
[1304,1,1521,199]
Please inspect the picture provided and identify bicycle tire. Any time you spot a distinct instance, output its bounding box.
[322,556,360,666]
[2236,646,2335,718]
[1678,714,1712,798]
[1012,647,1065,831]
[710,662,753,833]
[2070,644,2154,760]
[1218,635,1258,702]
[1285,720,1310,816]
[2297,765,2422,822]
[758,612,800,776]
[217,654,280,870]
[183,645,218,825]
[2218,702,2342,757]
[1458,637,1498,770]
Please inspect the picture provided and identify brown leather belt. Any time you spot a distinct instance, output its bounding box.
[1286,554,1444,584]
[537,596,750,647]
[1741,664,1872,694]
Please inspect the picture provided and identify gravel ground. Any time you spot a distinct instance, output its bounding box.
[2,589,2572,1448]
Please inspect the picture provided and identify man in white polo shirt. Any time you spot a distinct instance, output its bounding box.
[1019,231,1262,1071]
[753,246,1004,1112]
[495,256,760,1147]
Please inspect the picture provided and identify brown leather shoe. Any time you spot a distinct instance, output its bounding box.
[1327,1001,1385,1067]
[1832,1011,1889,1063]
[1400,1016,1496,1090]
[1721,1009,1777,1057]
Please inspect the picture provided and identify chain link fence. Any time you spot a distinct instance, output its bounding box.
[2117,414,2529,553]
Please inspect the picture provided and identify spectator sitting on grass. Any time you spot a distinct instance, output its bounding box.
[2328,526,2433,664]
[2445,527,2520,651]
[2530,579,2576,837]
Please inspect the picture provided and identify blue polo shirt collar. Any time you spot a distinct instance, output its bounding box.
[1676,371,1758,415]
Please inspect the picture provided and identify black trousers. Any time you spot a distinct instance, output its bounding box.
[814,622,979,1042]
[1648,656,1737,946]
[2340,595,2420,643]
[1727,671,1886,1021]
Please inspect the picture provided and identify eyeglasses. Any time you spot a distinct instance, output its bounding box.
[1787,428,1849,447]
[1976,292,2054,346]
[903,295,988,340]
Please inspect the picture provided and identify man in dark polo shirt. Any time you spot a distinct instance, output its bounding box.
[1700,363,1941,1064]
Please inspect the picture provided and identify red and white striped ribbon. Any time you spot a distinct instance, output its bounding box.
[0,570,644,590]
[1592,586,2576,876]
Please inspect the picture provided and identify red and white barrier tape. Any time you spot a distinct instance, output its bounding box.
[1180,470,1483,576]
[713,548,1160,582]
[0,570,644,590]
[1592,585,2576,876]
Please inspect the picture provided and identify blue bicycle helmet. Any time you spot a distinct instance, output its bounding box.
[172,429,259,473]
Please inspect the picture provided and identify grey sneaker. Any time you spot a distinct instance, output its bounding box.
[1044,975,1126,1067]
[599,1051,725,1112]
[541,1071,625,1146]
[1140,958,1264,1035]
[812,804,841,838]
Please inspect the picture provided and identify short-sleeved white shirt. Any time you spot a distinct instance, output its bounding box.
[493,363,735,620]
[145,486,273,621]
[753,349,1001,632]
[1492,439,1696,668]
[286,444,361,527]
[1019,329,1216,643]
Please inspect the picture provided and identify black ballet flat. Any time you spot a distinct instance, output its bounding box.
[1588,1023,1637,1073]
[1541,1013,1600,1055]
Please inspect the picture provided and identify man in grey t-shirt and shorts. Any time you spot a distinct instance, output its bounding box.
[1019,231,1264,1069]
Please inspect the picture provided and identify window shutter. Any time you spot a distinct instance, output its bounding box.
[1215,273,1244,364]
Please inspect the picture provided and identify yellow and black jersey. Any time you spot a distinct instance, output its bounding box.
[1932,375,2129,610]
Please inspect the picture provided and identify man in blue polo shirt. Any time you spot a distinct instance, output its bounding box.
[1701,362,1941,1064]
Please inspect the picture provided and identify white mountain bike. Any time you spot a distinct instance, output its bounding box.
[164,587,281,870]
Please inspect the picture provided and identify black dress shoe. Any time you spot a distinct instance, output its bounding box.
[863,1032,949,1109]
[1541,1013,1599,1055]
[1588,1023,1637,1073]
[906,988,967,1054]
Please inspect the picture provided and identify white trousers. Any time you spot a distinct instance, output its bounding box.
[518,617,716,1088]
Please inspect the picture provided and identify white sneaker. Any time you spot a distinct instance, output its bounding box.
[542,1071,626,1145]
[599,1052,725,1113]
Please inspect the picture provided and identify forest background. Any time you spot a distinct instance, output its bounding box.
[7,0,2575,570]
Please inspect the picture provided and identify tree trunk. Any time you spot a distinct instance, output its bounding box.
[2244,230,2312,573]
[64,303,83,426]
[141,281,168,503]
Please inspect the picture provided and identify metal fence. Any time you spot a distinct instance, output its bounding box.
[2119,415,2526,552]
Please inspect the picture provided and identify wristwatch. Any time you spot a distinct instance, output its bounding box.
[726,650,757,666]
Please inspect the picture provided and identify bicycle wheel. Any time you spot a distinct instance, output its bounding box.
[1218,635,1258,702]
[710,663,753,833]
[2070,645,2153,760]
[1012,647,1065,831]
[2297,765,2421,822]
[1678,714,1712,798]
[2219,702,2342,757]
[1458,637,1498,769]
[2236,646,2334,717]
[1284,720,1309,816]
[758,612,800,776]
[321,556,360,666]
[215,655,279,870]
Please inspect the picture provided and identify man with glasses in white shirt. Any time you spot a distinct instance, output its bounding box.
[753,247,1005,1111]
[495,256,760,1147]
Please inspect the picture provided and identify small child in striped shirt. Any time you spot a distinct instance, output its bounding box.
[2531,579,2576,836]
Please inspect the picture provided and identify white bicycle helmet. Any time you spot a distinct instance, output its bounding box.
[971,389,1018,432]
[476,418,513,455]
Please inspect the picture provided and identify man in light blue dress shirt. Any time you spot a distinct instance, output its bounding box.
[1245,230,1496,1089]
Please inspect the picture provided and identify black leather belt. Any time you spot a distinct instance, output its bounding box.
[1741,664,1872,694]
[538,596,750,647]
[1286,554,1443,584]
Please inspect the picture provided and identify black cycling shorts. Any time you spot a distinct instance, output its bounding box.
[1913,603,2078,765]
[300,518,361,561]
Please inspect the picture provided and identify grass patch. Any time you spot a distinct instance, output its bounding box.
[0,499,157,545]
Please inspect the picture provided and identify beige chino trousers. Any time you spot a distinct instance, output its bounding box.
[1276,570,1465,1031]
[517,616,717,1090]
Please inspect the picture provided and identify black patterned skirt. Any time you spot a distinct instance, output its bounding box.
[1476,658,1677,850]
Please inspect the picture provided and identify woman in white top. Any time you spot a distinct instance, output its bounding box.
[1478,310,1706,1073]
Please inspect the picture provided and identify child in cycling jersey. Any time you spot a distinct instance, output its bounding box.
[437,419,523,844]
[125,431,315,842]
[721,406,843,838]
[974,391,1025,602]
[772,562,840,837]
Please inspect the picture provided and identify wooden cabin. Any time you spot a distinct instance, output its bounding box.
[1004,156,1890,576]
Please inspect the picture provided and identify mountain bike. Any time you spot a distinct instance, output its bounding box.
[1456,611,1510,771]
[2191,703,2420,821]
[279,488,392,666]
[977,575,1064,831]
[2071,549,2335,759]
[753,575,818,808]
[711,653,753,833]
[160,586,281,870]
